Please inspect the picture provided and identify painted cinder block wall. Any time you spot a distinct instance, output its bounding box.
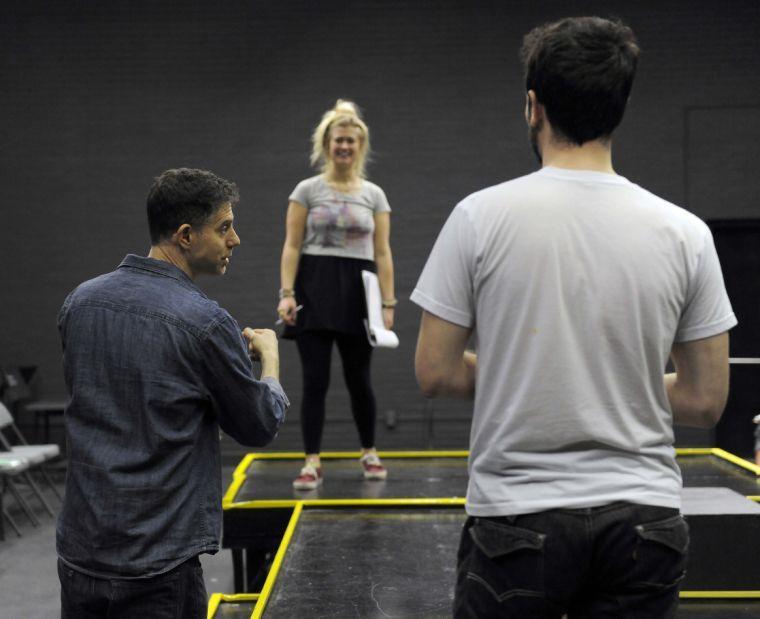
[1,0,758,454]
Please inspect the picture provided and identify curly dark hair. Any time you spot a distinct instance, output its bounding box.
[520,16,640,145]
[146,168,240,244]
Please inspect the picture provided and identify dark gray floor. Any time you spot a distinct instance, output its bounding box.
[0,466,236,618]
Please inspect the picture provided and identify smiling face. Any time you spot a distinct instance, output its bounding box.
[328,125,363,170]
[187,202,240,278]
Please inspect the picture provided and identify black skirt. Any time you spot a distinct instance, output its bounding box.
[281,254,375,339]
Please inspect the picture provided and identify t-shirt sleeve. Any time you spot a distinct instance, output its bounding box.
[288,179,311,208]
[371,184,391,213]
[674,227,737,342]
[410,203,476,328]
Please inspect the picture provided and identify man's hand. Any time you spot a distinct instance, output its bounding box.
[242,328,280,380]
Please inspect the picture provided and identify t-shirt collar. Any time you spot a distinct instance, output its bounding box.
[537,166,632,186]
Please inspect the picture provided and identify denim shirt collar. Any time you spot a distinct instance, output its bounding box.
[118,254,207,298]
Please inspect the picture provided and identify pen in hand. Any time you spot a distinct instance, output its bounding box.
[275,305,303,325]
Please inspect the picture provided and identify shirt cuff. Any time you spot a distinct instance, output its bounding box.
[261,376,290,415]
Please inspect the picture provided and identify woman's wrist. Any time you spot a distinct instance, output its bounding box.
[381,298,397,309]
[279,288,295,300]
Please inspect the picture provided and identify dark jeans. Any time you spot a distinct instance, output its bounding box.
[59,555,207,618]
[296,330,376,453]
[455,502,688,618]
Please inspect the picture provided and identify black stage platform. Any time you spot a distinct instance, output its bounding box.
[676,600,760,618]
[204,598,760,619]
[223,450,760,507]
[208,595,258,618]
[219,450,760,617]
[229,452,469,502]
[265,508,462,617]
[209,598,760,619]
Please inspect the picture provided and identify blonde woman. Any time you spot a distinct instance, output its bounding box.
[278,100,395,490]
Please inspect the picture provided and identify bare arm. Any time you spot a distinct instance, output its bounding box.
[374,212,395,329]
[665,332,730,428]
[415,310,476,398]
[277,201,307,325]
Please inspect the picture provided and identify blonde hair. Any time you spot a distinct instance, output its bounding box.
[310,99,371,178]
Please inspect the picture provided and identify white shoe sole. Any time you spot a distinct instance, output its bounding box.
[293,476,323,490]
[363,470,388,480]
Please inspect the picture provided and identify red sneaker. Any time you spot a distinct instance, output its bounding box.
[360,453,387,480]
[293,464,322,490]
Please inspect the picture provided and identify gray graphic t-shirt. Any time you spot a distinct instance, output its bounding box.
[290,175,391,261]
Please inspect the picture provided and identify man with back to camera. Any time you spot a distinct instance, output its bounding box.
[56,168,289,617]
[412,17,735,618]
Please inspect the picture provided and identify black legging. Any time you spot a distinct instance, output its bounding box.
[295,330,376,454]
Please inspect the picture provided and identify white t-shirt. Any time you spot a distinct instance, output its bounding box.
[411,167,737,516]
[290,175,391,261]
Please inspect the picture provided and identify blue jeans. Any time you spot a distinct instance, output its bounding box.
[454,502,688,618]
[59,555,207,618]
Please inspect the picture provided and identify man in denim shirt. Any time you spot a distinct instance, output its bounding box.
[57,168,289,617]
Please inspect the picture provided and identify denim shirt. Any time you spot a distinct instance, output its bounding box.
[56,254,289,578]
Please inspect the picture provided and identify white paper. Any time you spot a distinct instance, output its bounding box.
[361,270,399,348]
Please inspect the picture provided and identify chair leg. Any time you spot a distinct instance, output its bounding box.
[22,470,55,517]
[39,464,63,502]
[6,478,40,526]
[3,507,23,537]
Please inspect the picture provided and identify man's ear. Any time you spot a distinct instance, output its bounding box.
[525,90,542,127]
[172,224,193,250]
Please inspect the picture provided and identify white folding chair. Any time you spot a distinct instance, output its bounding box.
[0,452,35,533]
[0,379,64,502]
[0,403,57,517]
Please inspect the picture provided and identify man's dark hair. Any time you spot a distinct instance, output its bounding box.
[520,16,640,145]
[147,168,240,244]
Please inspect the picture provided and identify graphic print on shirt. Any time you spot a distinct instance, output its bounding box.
[309,196,374,249]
